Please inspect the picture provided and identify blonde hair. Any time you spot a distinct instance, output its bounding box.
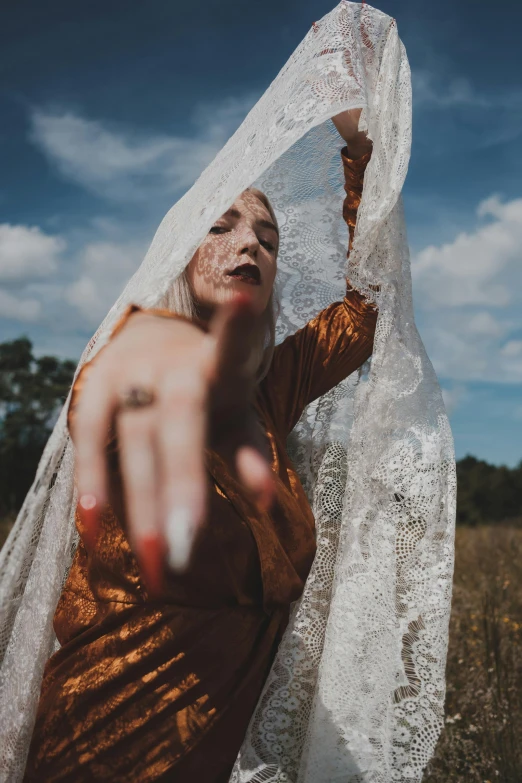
[164,188,279,382]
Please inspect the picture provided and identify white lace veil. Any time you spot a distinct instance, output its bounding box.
[0,3,456,781]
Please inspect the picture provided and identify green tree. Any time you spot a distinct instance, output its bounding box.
[0,337,76,515]
[456,455,522,525]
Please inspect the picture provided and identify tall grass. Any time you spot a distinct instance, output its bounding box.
[424,525,522,782]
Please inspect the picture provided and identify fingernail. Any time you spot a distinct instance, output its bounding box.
[78,493,100,549]
[139,535,165,598]
[166,507,196,572]
[257,482,275,513]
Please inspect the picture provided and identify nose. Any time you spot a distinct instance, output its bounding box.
[235,224,259,258]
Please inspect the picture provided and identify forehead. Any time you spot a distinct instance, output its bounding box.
[225,190,272,221]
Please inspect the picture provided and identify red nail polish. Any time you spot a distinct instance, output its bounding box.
[78,493,100,549]
[257,479,275,514]
[139,535,165,599]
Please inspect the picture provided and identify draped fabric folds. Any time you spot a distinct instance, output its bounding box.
[23,149,377,783]
[0,3,456,782]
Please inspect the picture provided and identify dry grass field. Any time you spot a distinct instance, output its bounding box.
[424,525,522,782]
[1,518,520,780]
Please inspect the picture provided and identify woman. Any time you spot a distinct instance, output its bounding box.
[23,109,376,782]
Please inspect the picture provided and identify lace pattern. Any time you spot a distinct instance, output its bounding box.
[0,3,455,781]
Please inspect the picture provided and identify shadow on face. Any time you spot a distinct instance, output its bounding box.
[187,189,279,316]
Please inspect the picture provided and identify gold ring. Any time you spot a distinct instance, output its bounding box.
[119,385,156,411]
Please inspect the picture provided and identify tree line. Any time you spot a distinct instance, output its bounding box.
[0,337,520,524]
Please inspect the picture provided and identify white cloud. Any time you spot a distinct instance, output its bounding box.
[413,193,522,383]
[418,303,522,383]
[12,98,522,392]
[29,95,257,203]
[412,194,522,310]
[501,340,522,358]
[0,216,150,334]
[412,69,493,109]
[441,385,467,415]
[0,223,65,281]
[466,311,505,339]
[65,239,146,325]
[0,288,42,321]
[411,69,522,150]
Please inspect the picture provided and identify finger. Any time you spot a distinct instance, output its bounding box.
[210,292,259,380]
[231,398,275,510]
[117,407,165,597]
[209,294,275,505]
[74,371,118,548]
[236,445,275,512]
[157,365,208,573]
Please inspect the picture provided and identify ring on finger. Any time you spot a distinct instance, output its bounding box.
[118,385,156,411]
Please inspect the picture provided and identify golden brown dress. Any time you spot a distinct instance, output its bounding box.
[23,148,376,782]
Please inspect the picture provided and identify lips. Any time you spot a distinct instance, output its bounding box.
[226,263,261,286]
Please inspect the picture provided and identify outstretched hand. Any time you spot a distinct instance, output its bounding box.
[72,293,274,596]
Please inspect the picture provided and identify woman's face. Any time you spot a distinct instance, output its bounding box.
[187,190,278,316]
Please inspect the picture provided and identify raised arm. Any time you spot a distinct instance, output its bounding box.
[259,137,377,438]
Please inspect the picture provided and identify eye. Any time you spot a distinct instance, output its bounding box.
[209,225,229,235]
[260,238,276,252]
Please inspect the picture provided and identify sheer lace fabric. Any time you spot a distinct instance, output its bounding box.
[0,3,455,781]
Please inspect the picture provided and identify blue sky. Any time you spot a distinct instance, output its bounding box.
[1,0,521,466]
